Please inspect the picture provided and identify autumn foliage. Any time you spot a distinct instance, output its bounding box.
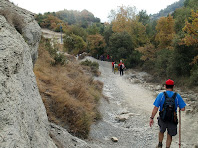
[182,10,198,47]
[155,15,175,49]
[87,34,106,57]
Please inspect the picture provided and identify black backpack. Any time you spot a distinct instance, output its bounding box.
[160,92,177,122]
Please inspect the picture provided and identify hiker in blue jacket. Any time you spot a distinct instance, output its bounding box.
[149,79,186,148]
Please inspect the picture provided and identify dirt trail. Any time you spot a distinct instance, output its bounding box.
[42,29,197,147]
[41,29,63,44]
[85,57,198,148]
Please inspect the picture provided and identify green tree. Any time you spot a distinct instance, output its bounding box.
[138,10,149,26]
[108,31,133,61]
[65,25,87,41]
[86,24,100,35]
[103,23,113,46]
[173,7,191,33]
[63,34,87,54]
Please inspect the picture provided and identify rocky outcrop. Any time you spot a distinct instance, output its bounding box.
[0,0,56,147]
[0,0,41,64]
[50,123,100,148]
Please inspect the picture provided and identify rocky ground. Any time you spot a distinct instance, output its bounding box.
[84,57,198,148]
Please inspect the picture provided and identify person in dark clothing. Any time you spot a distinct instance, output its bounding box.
[112,61,115,72]
[118,60,125,76]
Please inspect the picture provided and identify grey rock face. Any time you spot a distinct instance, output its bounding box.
[0,0,41,64]
[50,123,101,148]
[0,1,56,148]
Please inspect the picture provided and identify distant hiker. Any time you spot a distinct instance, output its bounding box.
[149,79,186,148]
[118,60,125,76]
[100,55,104,61]
[112,61,115,72]
[114,62,118,74]
[107,54,110,61]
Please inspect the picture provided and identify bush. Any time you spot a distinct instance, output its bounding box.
[63,34,87,55]
[51,52,67,66]
[190,65,198,86]
[170,43,198,77]
[80,60,100,76]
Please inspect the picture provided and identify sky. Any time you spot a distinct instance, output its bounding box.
[10,0,179,22]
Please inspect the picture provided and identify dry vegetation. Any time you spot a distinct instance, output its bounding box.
[34,37,103,138]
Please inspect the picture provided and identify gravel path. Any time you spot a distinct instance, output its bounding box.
[42,29,198,147]
[84,57,198,148]
[41,29,63,44]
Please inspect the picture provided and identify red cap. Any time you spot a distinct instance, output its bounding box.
[166,79,174,85]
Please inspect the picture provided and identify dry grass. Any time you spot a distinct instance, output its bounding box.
[34,38,103,139]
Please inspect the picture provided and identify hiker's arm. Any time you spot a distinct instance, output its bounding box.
[149,106,158,127]
[151,106,158,119]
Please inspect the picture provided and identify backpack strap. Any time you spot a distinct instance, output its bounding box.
[163,92,168,109]
[163,91,177,100]
[163,91,168,99]
[172,92,177,100]
[163,91,177,108]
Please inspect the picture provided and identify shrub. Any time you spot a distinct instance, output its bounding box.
[63,34,87,55]
[170,43,198,77]
[80,60,100,76]
[41,37,67,66]
[190,65,198,86]
[51,52,67,66]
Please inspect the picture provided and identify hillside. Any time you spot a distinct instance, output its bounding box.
[150,0,185,20]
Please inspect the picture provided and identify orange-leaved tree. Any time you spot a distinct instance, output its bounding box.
[182,10,198,47]
[182,10,198,64]
[136,44,157,61]
[40,14,67,32]
[155,15,175,49]
[112,6,136,33]
[87,34,106,57]
[111,6,147,48]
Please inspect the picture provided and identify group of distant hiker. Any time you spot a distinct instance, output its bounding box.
[112,60,125,76]
[99,54,111,61]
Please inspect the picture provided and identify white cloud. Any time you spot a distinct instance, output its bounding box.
[10,0,179,22]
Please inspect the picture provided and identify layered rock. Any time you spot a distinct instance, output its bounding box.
[0,0,56,147]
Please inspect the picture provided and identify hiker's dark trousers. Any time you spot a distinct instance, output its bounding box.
[120,69,123,75]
